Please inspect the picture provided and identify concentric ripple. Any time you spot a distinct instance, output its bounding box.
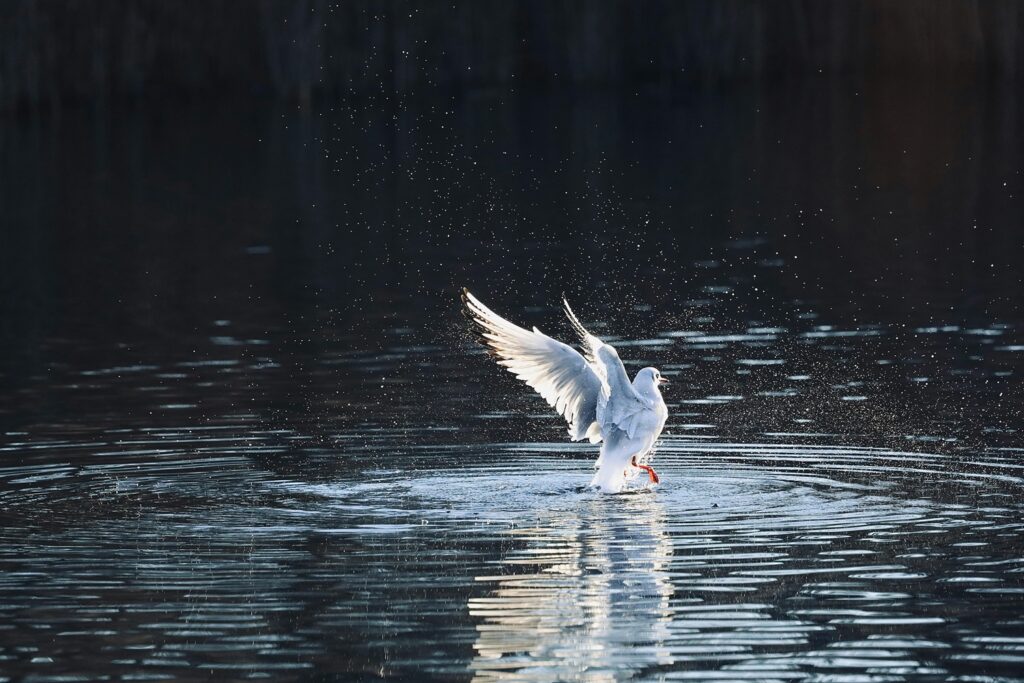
[1,432,1022,681]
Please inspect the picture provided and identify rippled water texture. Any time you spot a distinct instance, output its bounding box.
[2,85,1023,680]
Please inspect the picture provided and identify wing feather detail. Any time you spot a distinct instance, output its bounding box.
[463,289,602,442]
[563,297,652,439]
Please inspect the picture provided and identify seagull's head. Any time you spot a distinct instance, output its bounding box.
[638,367,669,392]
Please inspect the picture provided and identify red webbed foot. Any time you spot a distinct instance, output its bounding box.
[631,455,660,484]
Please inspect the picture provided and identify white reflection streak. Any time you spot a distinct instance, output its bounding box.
[470,495,674,681]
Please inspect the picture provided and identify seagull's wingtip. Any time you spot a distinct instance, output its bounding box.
[460,288,477,322]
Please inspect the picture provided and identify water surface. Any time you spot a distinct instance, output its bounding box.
[1,84,1023,680]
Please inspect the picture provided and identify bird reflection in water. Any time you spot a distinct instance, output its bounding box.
[469,493,673,681]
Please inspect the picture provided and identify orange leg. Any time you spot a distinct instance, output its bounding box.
[631,455,660,484]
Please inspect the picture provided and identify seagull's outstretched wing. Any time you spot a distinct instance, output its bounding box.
[563,297,651,439]
[463,289,603,443]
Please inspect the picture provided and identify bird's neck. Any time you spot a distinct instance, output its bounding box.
[634,381,662,402]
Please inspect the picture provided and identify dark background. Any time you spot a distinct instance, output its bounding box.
[1,1,1022,432]
[2,1,1024,110]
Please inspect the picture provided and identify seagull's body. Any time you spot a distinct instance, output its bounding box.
[462,289,669,493]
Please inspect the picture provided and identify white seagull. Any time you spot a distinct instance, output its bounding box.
[462,289,669,493]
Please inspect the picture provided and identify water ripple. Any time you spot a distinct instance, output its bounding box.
[0,433,1022,680]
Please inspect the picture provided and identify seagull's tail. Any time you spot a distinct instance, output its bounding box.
[589,429,646,493]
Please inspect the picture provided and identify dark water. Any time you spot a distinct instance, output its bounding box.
[1,83,1024,681]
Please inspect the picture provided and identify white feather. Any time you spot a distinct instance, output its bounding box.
[463,290,602,442]
[464,289,669,492]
